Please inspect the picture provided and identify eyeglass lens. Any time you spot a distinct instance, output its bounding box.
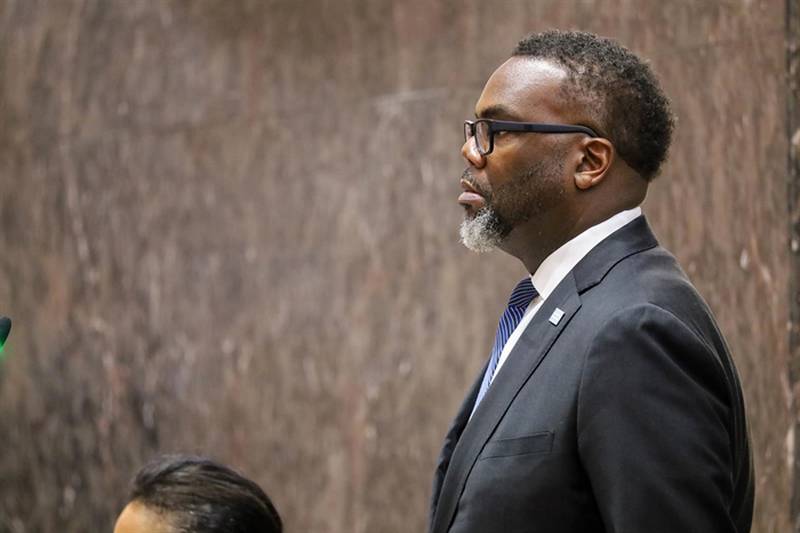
[465,121,491,154]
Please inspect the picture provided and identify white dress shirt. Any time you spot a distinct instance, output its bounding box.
[491,207,643,378]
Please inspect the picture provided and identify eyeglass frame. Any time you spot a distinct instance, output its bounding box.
[464,118,599,156]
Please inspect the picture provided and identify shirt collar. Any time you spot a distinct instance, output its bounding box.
[531,207,643,299]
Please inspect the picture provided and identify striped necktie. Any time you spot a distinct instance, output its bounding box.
[472,277,538,414]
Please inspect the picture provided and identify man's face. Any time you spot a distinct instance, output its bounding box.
[459,58,576,252]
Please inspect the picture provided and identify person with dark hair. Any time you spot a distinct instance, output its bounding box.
[114,455,282,533]
[429,30,753,533]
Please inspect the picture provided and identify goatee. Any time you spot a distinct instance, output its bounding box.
[458,154,565,253]
[459,206,507,253]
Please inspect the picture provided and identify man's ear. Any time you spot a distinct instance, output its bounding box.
[574,137,614,190]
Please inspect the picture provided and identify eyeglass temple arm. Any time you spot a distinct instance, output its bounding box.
[498,122,598,137]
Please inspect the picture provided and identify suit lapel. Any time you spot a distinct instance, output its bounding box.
[430,273,582,533]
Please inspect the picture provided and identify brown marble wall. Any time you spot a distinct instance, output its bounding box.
[0,1,791,531]
[788,0,800,527]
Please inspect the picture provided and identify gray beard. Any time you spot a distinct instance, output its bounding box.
[459,207,507,253]
[458,152,565,254]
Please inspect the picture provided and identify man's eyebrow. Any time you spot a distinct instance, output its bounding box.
[475,105,522,121]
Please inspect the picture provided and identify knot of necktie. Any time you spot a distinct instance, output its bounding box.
[507,277,538,309]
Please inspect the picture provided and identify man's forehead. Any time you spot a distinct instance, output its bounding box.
[114,502,174,533]
[475,57,568,120]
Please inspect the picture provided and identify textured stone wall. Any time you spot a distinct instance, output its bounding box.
[788,0,800,527]
[0,1,791,531]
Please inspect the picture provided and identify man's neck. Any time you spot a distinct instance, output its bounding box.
[501,206,639,274]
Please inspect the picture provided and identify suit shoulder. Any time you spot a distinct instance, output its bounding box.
[577,245,732,361]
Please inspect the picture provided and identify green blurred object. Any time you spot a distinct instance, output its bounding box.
[0,317,11,360]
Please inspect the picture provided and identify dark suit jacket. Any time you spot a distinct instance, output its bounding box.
[429,217,754,533]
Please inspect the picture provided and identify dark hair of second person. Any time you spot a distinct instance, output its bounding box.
[113,455,282,533]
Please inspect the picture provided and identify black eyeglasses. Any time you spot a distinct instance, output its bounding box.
[464,119,599,156]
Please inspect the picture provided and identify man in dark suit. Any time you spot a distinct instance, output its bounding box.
[429,30,754,533]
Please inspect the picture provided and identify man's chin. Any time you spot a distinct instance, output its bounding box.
[459,209,505,253]
[460,235,497,253]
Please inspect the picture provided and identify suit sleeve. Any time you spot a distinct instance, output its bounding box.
[577,303,736,533]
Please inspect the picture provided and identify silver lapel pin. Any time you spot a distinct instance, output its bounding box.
[549,308,565,326]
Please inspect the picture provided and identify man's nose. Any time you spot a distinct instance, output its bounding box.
[461,137,486,169]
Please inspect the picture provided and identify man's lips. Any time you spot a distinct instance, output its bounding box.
[459,191,485,204]
[459,178,486,210]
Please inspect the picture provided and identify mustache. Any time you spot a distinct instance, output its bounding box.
[461,169,490,199]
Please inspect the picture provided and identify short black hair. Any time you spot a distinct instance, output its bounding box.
[129,455,282,533]
[513,30,675,181]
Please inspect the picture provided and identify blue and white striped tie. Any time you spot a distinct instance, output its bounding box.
[472,278,538,414]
